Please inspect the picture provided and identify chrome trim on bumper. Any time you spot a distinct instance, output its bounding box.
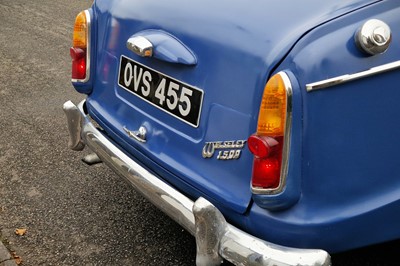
[63,100,331,266]
[63,101,85,151]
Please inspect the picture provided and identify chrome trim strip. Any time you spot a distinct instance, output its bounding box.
[71,10,91,83]
[63,100,330,266]
[252,72,293,195]
[306,60,400,92]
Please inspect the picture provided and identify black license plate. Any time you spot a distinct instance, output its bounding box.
[118,55,203,127]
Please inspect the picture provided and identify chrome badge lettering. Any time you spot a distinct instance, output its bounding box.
[202,140,246,160]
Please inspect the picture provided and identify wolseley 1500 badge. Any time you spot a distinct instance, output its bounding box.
[202,140,246,160]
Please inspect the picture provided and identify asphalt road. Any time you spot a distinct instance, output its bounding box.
[0,1,399,266]
[0,0,197,265]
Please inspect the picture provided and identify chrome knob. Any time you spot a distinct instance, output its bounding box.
[355,19,391,55]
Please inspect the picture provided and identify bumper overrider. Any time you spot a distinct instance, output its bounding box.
[63,100,331,266]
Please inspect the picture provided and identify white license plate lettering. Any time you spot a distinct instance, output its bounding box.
[118,56,203,127]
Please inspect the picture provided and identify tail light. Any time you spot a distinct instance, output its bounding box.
[248,72,292,193]
[71,10,91,82]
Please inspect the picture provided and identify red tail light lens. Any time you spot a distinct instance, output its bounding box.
[249,72,292,192]
[247,135,279,159]
[70,47,86,80]
[71,10,90,82]
[252,157,280,188]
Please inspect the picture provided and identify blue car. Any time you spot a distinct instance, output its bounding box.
[64,0,400,265]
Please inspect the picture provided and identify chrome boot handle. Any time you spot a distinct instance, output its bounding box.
[123,126,147,143]
[127,36,153,57]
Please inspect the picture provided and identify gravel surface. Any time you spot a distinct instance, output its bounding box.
[0,1,399,266]
[0,1,196,265]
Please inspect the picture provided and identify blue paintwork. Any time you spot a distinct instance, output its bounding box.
[72,0,400,253]
[249,0,400,252]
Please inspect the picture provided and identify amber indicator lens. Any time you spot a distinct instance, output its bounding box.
[257,74,287,136]
[72,11,88,48]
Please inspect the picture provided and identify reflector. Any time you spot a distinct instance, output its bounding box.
[248,135,279,159]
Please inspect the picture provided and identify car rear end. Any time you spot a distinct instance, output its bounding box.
[64,0,400,265]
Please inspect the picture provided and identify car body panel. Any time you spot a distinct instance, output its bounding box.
[68,0,400,255]
[85,0,380,215]
[248,0,400,252]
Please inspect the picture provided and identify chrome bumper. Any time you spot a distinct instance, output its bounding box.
[63,100,331,266]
